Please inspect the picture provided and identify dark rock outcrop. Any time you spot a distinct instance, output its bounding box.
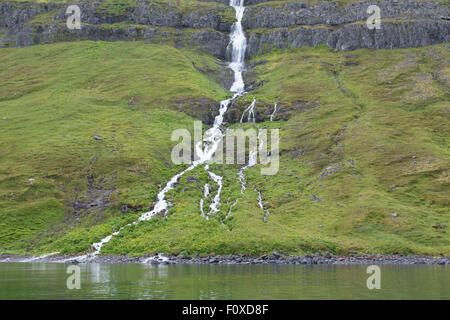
[328,20,449,51]
[244,0,449,56]
[171,97,221,125]
[247,20,450,56]
[0,2,55,30]
[242,0,448,29]
[0,0,234,56]
[0,0,235,30]
[1,0,449,57]
[50,0,234,31]
[11,21,230,57]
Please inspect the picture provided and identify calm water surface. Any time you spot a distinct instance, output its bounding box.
[0,263,448,299]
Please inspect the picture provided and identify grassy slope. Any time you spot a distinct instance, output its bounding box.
[0,41,448,256]
[242,45,450,255]
[93,45,449,257]
[0,41,229,253]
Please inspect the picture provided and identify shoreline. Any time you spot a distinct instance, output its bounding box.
[0,253,448,265]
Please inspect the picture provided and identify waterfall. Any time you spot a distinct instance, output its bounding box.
[270,102,277,121]
[72,0,251,260]
[257,191,270,222]
[208,171,223,214]
[228,0,247,93]
[240,97,256,123]
[199,0,249,219]
[237,129,270,222]
[20,1,255,263]
[237,128,259,193]
[199,182,209,218]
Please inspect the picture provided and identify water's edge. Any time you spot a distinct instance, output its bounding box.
[1,254,448,265]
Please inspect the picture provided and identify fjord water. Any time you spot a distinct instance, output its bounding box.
[0,263,448,299]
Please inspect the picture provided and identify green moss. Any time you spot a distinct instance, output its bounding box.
[0,39,448,256]
[0,41,229,253]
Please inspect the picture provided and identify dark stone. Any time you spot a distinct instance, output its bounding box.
[186,175,200,184]
[272,251,281,258]
[2,1,449,59]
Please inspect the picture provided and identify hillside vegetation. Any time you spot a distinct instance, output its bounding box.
[0,41,228,253]
[0,39,448,256]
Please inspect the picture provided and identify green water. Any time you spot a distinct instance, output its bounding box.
[0,263,448,299]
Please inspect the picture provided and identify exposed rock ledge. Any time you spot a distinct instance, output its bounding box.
[0,0,234,57]
[9,22,230,58]
[243,0,449,56]
[247,20,450,56]
[0,0,235,31]
[0,0,449,58]
[242,0,448,29]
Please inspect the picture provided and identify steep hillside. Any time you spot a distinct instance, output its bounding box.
[0,41,229,253]
[0,0,448,257]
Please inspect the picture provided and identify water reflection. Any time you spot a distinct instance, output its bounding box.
[0,263,448,300]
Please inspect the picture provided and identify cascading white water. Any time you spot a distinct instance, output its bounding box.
[237,129,270,221]
[87,100,234,258]
[270,102,277,121]
[225,199,239,220]
[198,0,249,219]
[142,253,169,264]
[237,128,259,193]
[199,182,209,217]
[240,97,256,123]
[208,171,223,214]
[257,191,270,222]
[228,0,247,93]
[22,1,259,264]
[74,0,251,260]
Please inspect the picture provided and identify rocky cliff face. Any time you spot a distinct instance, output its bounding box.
[0,0,234,57]
[0,0,449,58]
[0,0,235,30]
[242,1,446,28]
[244,1,449,56]
[247,20,449,56]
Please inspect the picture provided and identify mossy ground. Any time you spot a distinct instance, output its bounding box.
[0,40,448,256]
[0,41,228,254]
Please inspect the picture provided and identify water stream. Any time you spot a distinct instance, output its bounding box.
[198,0,248,221]
[270,102,277,121]
[21,0,251,263]
[71,0,252,260]
[240,97,256,123]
